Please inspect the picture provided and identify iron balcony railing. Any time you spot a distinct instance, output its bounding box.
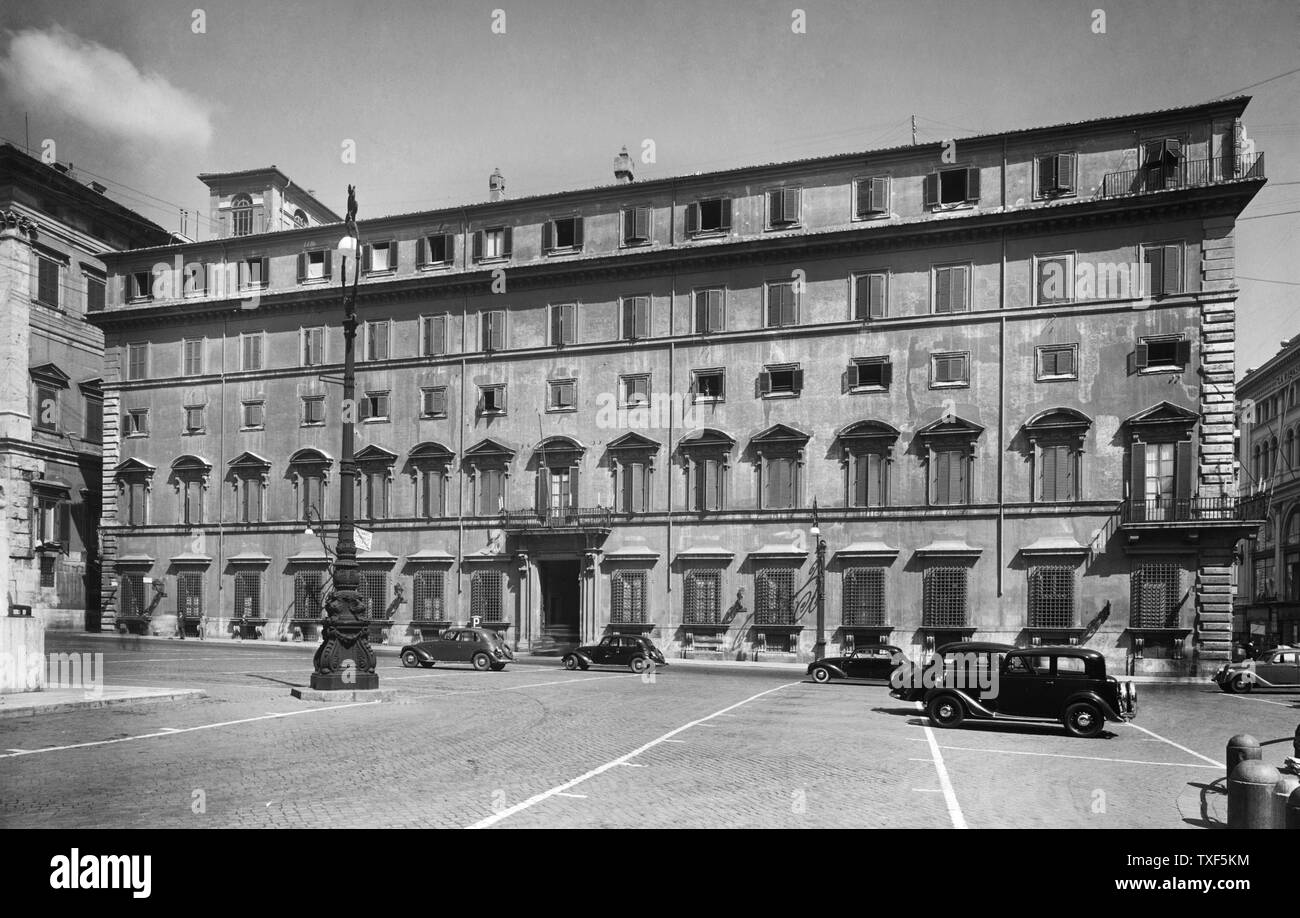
[500,506,614,530]
[1101,153,1264,198]
[1121,496,1268,525]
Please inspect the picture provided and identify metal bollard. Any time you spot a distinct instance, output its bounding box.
[1226,734,1262,781]
[1228,760,1280,829]
[1273,774,1300,829]
[1289,787,1300,830]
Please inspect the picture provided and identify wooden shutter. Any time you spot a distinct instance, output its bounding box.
[791,367,804,393]
[502,227,513,257]
[1056,153,1076,193]
[935,268,952,314]
[868,452,884,507]
[783,187,800,223]
[768,190,783,224]
[622,299,635,338]
[708,290,724,331]
[560,304,575,344]
[846,362,859,388]
[57,502,71,544]
[694,291,707,332]
[361,244,372,275]
[634,207,649,241]
[1162,244,1181,294]
[433,388,447,415]
[473,231,484,262]
[1037,156,1055,197]
[950,451,965,504]
[543,220,554,252]
[631,463,646,513]
[623,208,636,242]
[719,199,732,231]
[1133,342,1149,372]
[443,233,455,264]
[297,252,308,282]
[1041,445,1058,502]
[870,176,889,213]
[924,172,940,207]
[536,468,549,512]
[417,237,428,266]
[758,370,772,395]
[1175,338,1191,367]
[551,306,562,345]
[1176,441,1193,500]
[632,297,649,338]
[854,275,870,320]
[853,454,869,506]
[685,202,699,235]
[569,465,580,508]
[322,249,332,279]
[869,274,885,318]
[951,266,968,312]
[881,361,893,387]
[705,459,721,510]
[491,312,505,351]
[934,451,950,505]
[433,315,447,355]
[1143,141,1163,165]
[1129,442,1146,503]
[1057,347,1075,376]
[1061,447,1075,500]
[573,217,584,250]
[1143,246,1164,295]
[965,167,981,203]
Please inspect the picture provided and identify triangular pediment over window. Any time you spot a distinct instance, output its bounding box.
[353,444,397,465]
[751,423,811,447]
[916,415,985,440]
[608,432,661,451]
[114,457,156,475]
[1124,401,1198,430]
[228,451,272,471]
[30,363,71,389]
[465,437,516,460]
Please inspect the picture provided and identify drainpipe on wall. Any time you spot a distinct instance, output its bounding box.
[997,138,1008,599]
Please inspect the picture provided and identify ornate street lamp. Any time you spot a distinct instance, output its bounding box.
[811,498,827,661]
[309,186,379,691]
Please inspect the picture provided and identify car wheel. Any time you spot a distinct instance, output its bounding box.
[1064,702,1105,738]
[472,652,491,671]
[629,656,649,674]
[810,666,832,684]
[927,694,964,728]
[562,655,580,671]
[1232,674,1253,694]
[1217,680,1235,694]
[400,650,420,668]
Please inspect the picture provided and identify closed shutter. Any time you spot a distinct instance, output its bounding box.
[1176,441,1193,501]
[936,268,952,313]
[934,451,950,505]
[1041,446,1058,502]
[634,207,649,241]
[536,468,549,512]
[560,304,574,344]
[1129,442,1146,505]
[432,388,447,415]
[705,459,721,511]
[867,452,884,507]
[768,190,784,224]
[853,454,869,506]
[870,176,889,213]
[870,274,885,318]
[628,463,646,512]
[1056,153,1076,193]
[634,297,649,338]
[1057,347,1075,376]
[1162,244,1181,294]
[1060,447,1074,500]
[783,188,800,223]
[951,266,968,312]
[708,290,724,331]
[950,451,965,504]
[432,315,447,355]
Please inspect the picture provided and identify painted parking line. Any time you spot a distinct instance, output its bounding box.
[0,702,379,759]
[1125,722,1224,769]
[466,681,801,829]
[108,656,308,665]
[442,675,628,694]
[1218,692,1299,708]
[933,743,1220,770]
[923,725,967,829]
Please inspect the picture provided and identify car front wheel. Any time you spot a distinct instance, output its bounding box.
[1232,674,1253,694]
[810,666,832,684]
[927,695,964,728]
[629,656,650,674]
[400,650,420,668]
[1064,702,1105,738]
[562,655,580,671]
[472,652,491,671]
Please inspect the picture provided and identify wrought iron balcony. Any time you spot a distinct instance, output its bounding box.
[1120,496,1268,527]
[499,506,613,532]
[1100,153,1264,198]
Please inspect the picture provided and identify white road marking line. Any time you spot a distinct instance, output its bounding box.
[555,792,588,799]
[0,702,379,759]
[1125,722,1224,769]
[663,739,687,744]
[923,725,967,829]
[466,680,801,829]
[108,656,306,665]
[908,758,932,762]
[1219,692,1298,708]
[913,788,943,793]
[934,744,1219,769]
[620,763,647,768]
[442,675,627,694]
[7,749,27,753]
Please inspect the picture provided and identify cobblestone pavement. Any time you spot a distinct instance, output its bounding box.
[1,634,1296,828]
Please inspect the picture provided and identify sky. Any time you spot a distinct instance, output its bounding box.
[1,0,1297,375]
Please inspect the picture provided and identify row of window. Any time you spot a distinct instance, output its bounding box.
[30,248,107,313]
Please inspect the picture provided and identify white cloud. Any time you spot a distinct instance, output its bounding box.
[0,26,212,148]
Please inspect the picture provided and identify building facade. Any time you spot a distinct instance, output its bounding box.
[1234,335,1300,650]
[0,144,170,632]
[92,98,1265,674]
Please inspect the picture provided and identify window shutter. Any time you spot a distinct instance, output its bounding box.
[434,315,447,355]
[952,266,969,312]
[854,275,870,320]
[417,237,428,266]
[705,459,721,511]
[1162,244,1181,294]
[924,172,939,207]
[1129,443,1146,503]
[573,217,584,250]
[498,386,507,412]
[622,299,635,338]
[935,268,952,314]
[631,463,645,513]
[965,167,981,203]
[361,245,372,275]
[433,388,447,415]
[708,290,724,331]
[543,220,553,252]
[686,203,699,235]
[560,304,574,344]
[537,468,549,512]
[1175,338,1191,367]
[491,312,505,351]
[634,297,649,338]
[560,381,574,407]
[551,306,562,345]
[719,199,732,231]
[767,286,780,326]
[768,190,783,224]
[1143,246,1164,295]
[1041,445,1058,502]
[1058,347,1075,376]
[623,208,636,242]
[444,233,455,264]
[1056,153,1076,193]
[1143,141,1163,165]
[934,451,950,505]
[868,452,884,507]
[1165,138,1182,159]
[258,258,268,285]
[569,464,580,508]
[57,502,71,544]
[473,231,484,262]
[297,253,307,282]
[870,176,889,213]
[634,206,650,241]
[853,454,869,506]
[847,362,859,388]
[951,451,965,504]
[1133,342,1149,371]
[869,274,886,318]
[694,291,707,332]
[503,227,513,257]
[784,284,797,325]
[792,367,804,393]
[1060,447,1074,501]
[322,249,333,280]
[783,187,800,223]
[1176,441,1193,500]
[881,361,893,387]
[1037,156,1055,197]
[758,370,772,395]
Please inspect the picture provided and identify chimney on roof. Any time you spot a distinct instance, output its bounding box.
[489,168,506,202]
[614,146,634,184]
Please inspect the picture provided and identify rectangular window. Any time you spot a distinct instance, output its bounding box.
[767,187,802,227]
[238,257,267,290]
[932,449,968,506]
[359,391,390,421]
[1036,345,1077,381]
[1131,562,1182,629]
[299,471,324,521]
[419,233,454,267]
[478,468,505,515]
[34,385,57,432]
[422,315,448,356]
[86,275,106,312]
[302,327,325,366]
[766,281,798,327]
[544,216,584,252]
[1029,565,1075,628]
[755,568,796,625]
[548,379,576,411]
[621,295,650,340]
[692,457,725,511]
[302,396,325,425]
[420,468,445,518]
[694,289,725,334]
[850,450,888,507]
[127,343,149,381]
[1141,243,1183,297]
[183,262,205,296]
[183,338,204,376]
[622,206,651,245]
[854,272,888,320]
[843,567,886,626]
[240,334,263,371]
[181,478,204,525]
[130,271,153,302]
[482,310,505,351]
[184,405,205,434]
[470,569,504,621]
[241,400,264,429]
[686,198,731,236]
[420,387,448,418]
[931,352,969,387]
[120,573,145,614]
[298,249,332,282]
[233,571,263,618]
[619,460,648,513]
[550,303,577,346]
[177,571,204,622]
[620,375,650,408]
[295,571,325,619]
[856,176,891,218]
[924,167,981,207]
[933,264,970,314]
[413,569,446,619]
[365,242,395,274]
[1133,336,1191,373]
[1039,444,1077,502]
[760,364,803,398]
[683,569,722,624]
[359,569,389,616]
[238,476,263,523]
[764,457,798,509]
[475,227,511,261]
[610,570,649,624]
[1035,153,1077,197]
[124,409,149,437]
[849,357,891,391]
[84,397,102,443]
[124,482,148,526]
[35,254,60,307]
[39,555,56,588]
[362,471,390,521]
[480,385,506,415]
[922,567,968,627]
[1035,253,1075,305]
[366,320,390,361]
[691,368,725,403]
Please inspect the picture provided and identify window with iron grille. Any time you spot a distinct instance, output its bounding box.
[294,571,325,619]
[413,569,446,620]
[39,555,56,588]
[233,571,262,618]
[359,569,389,618]
[471,569,504,621]
[922,567,968,628]
[610,570,648,624]
[684,569,722,624]
[120,573,145,616]
[1028,565,1075,628]
[842,567,886,626]
[1131,562,1182,629]
[177,571,203,620]
[755,567,796,625]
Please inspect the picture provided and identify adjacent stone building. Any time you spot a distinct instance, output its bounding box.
[91,97,1266,674]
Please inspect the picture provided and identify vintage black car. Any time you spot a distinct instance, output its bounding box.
[807,644,907,684]
[910,646,1136,738]
[1213,646,1300,693]
[399,627,514,671]
[890,642,1015,703]
[562,634,667,674]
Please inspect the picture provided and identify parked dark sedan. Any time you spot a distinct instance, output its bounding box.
[562,634,667,673]
[807,645,907,684]
[890,641,1016,703]
[400,627,514,671]
[1212,646,1300,693]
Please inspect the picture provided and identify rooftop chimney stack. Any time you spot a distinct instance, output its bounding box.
[614,146,635,184]
[489,167,506,202]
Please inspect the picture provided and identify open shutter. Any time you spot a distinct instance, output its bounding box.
[1163,244,1181,294]
[923,172,940,207]
[537,468,550,512]
[634,206,649,241]
[869,273,886,318]
[952,451,966,504]
[1056,153,1076,193]
[623,208,636,243]
[870,176,889,213]
[719,198,732,231]
[473,231,484,262]
[1175,338,1191,367]
[708,289,724,331]
[935,268,952,314]
[853,454,869,506]
[542,220,553,253]
[569,465,580,508]
[854,275,870,320]
[881,361,893,387]
[360,245,372,275]
[573,217,584,250]
[57,502,71,544]
[444,233,455,265]
[1176,441,1193,501]
[965,167,981,203]
[417,237,428,266]
[492,313,505,351]
[1061,447,1075,501]
[768,190,783,224]
[1143,246,1164,295]
[846,362,859,388]
[783,188,800,223]
[560,304,574,344]
[322,249,332,280]
[502,227,513,258]
[635,297,649,338]
[1129,442,1146,504]
[632,463,646,513]
[952,266,968,312]
[1134,342,1149,372]
[792,367,804,393]
[1037,156,1055,197]
[297,252,308,282]
[685,202,699,236]
[758,370,772,395]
